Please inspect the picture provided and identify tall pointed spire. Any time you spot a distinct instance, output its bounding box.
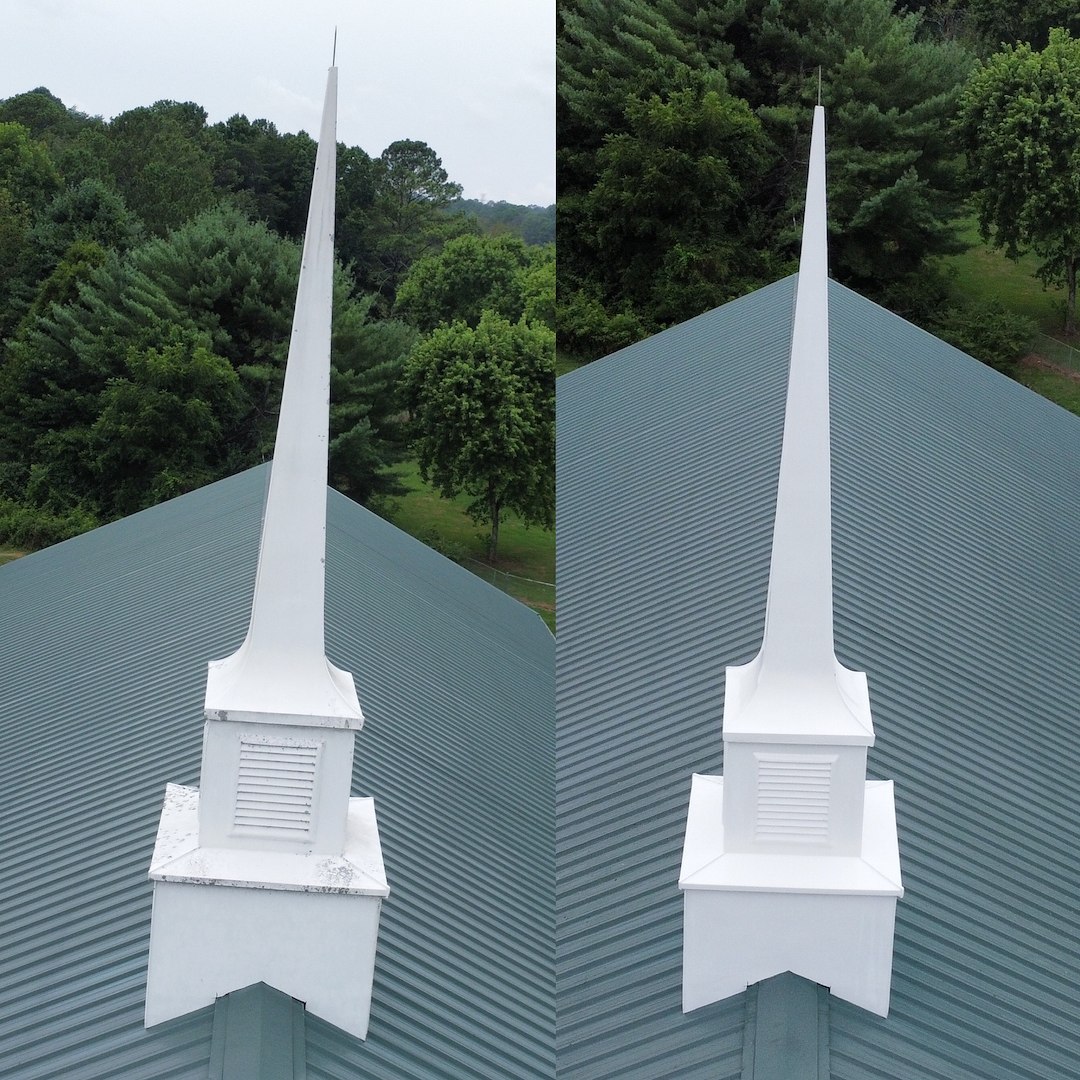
[759,104,834,677]
[679,107,902,1019]
[145,62,387,1041]
[724,104,871,749]
[204,63,361,727]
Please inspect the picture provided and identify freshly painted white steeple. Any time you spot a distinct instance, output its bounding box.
[204,64,360,729]
[145,63,388,1041]
[679,107,902,1018]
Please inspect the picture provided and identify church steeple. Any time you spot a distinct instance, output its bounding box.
[678,107,902,1018]
[145,61,388,1041]
[204,63,361,729]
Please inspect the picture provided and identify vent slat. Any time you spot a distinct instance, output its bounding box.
[233,738,319,834]
[754,754,833,841]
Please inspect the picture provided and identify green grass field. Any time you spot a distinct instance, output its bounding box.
[0,549,23,565]
[380,459,555,632]
[941,215,1066,333]
[940,214,1080,417]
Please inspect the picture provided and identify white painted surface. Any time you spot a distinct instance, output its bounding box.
[204,64,363,727]
[150,784,389,895]
[681,887,898,1017]
[145,66,388,1038]
[144,877,383,1038]
[756,104,835,685]
[679,773,901,1016]
[722,742,869,855]
[146,784,387,1036]
[723,653,875,743]
[681,775,902,893]
[197,723,356,854]
[723,107,875,746]
[678,107,903,1017]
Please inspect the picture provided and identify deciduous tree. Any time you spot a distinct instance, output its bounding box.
[395,234,550,331]
[403,312,554,559]
[958,28,1080,333]
[100,101,218,235]
[354,139,474,309]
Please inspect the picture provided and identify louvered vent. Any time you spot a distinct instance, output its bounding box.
[234,738,320,834]
[754,753,835,842]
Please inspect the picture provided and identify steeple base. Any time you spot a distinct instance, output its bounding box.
[679,773,902,1017]
[145,784,388,1039]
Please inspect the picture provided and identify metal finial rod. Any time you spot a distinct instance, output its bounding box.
[332,27,338,66]
[817,66,822,105]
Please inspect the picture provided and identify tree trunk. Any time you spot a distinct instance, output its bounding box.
[488,488,501,562]
[1067,255,1078,337]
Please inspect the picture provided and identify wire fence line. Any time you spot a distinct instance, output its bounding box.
[1033,332,1080,374]
[462,556,555,589]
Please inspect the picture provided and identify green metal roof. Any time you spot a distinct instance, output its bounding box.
[744,974,830,1080]
[0,464,554,1078]
[209,984,306,1080]
[556,276,1080,1078]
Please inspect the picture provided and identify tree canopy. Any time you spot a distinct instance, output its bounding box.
[557,0,973,354]
[958,28,1080,332]
[395,233,554,332]
[0,82,550,548]
[403,312,554,559]
[0,206,416,520]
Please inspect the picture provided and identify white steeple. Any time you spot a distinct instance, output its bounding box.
[678,107,902,1017]
[145,62,388,1041]
[204,63,361,729]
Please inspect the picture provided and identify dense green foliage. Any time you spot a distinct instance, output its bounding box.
[915,0,1080,54]
[353,139,476,310]
[396,234,554,332]
[929,301,1036,373]
[0,84,550,550]
[558,0,973,354]
[450,198,554,244]
[958,28,1080,332]
[403,313,555,559]
[0,206,416,520]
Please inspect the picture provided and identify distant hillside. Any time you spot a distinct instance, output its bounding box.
[452,199,554,245]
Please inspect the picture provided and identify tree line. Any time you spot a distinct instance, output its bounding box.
[558,0,1080,364]
[0,87,554,557]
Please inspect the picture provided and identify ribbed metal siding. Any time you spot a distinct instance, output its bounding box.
[556,277,1080,1078]
[557,280,793,1079]
[828,285,1080,1080]
[0,466,554,1079]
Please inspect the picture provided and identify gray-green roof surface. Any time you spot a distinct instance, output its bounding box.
[556,275,1080,1079]
[0,464,554,1079]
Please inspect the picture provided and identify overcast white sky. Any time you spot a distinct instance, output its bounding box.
[0,0,554,206]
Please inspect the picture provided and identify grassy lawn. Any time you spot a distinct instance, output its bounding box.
[941,215,1066,334]
[1015,365,1080,418]
[380,459,555,632]
[557,348,589,376]
[0,549,24,566]
[939,213,1080,416]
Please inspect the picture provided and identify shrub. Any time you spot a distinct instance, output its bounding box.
[930,301,1035,374]
[0,499,98,550]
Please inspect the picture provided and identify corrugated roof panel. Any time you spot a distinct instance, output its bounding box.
[557,280,795,1078]
[556,277,1080,1078]
[0,465,553,1078]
